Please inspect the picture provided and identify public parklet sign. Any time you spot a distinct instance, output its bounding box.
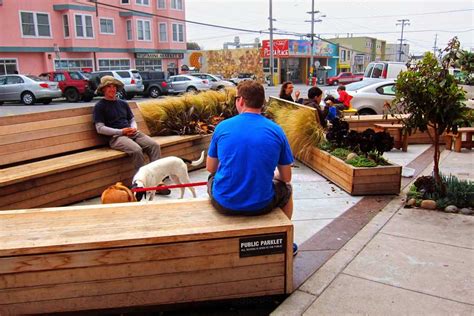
[239,233,287,257]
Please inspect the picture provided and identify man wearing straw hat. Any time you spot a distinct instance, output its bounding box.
[93,75,163,173]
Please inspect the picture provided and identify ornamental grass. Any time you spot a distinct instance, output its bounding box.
[265,98,325,161]
[139,88,237,136]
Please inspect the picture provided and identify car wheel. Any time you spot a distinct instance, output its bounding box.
[358,109,377,115]
[116,90,126,100]
[186,86,198,93]
[333,80,339,86]
[64,88,80,102]
[21,91,36,105]
[42,98,52,105]
[149,87,161,98]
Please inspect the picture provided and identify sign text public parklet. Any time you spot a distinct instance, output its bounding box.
[239,233,286,257]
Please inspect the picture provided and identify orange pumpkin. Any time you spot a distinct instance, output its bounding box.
[101,182,137,204]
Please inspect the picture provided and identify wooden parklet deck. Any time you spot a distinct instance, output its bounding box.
[0,199,293,315]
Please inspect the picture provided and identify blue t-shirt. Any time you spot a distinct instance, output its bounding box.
[208,113,294,211]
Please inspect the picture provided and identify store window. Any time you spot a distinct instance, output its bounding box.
[0,59,18,75]
[20,11,51,37]
[135,59,163,71]
[262,58,278,73]
[54,59,93,71]
[98,59,130,70]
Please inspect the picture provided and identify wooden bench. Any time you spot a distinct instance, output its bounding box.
[445,127,474,152]
[374,123,409,152]
[0,103,211,210]
[0,199,293,315]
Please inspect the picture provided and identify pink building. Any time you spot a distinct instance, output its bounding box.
[0,0,187,75]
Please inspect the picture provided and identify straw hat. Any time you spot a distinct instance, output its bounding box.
[96,75,124,94]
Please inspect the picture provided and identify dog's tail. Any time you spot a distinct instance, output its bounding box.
[181,150,205,166]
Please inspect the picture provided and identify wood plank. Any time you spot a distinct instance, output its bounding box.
[0,106,93,126]
[0,263,284,304]
[351,174,401,185]
[0,200,292,256]
[0,277,285,315]
[353,165,401,176]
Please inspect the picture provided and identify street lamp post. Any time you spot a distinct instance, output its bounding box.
[306,0,325,85]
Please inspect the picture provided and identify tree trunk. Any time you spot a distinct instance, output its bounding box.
[432,124,446,195]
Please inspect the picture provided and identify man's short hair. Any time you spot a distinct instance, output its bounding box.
[237,80,265,109]
[337,85,346,91]
[308,86,323,99]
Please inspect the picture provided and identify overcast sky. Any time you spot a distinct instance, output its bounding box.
[185,0,473,56]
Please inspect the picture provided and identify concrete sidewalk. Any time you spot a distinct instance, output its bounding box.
[273,149,474,315]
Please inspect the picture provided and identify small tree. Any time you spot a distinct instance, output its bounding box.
[391,37,469,190]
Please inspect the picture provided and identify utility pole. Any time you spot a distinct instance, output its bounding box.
[396,19,410,62]
[306,1,324,85]
[268,0,275,86]
[433,33,438,56]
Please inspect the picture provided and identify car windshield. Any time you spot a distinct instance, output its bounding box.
[70,72,87,80]
[26,75,43,81]
[345,80,381,91]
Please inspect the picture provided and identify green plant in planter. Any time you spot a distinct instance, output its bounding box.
[390,37,469,191]
[331,148,351,160]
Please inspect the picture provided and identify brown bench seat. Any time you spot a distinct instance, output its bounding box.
[0,103,211,210]
[0,199,293,315]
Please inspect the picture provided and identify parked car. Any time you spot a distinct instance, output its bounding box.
[190,73,234,90]
[88,70,144,100]
[229,73,256,85]
[167,75,212,93]
[138,71,171,98]
[0,74,62,105]
[363,61,407,79]
[327,79,396,115]
[326,72,364,86]
[39,71,94,102]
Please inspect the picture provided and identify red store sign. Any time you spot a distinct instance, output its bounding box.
[261,39,289,58]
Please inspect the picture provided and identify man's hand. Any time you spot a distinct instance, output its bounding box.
[122,127,137,137]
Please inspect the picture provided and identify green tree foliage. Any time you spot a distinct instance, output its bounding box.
[186,42,201,50]
[391,37,469,189]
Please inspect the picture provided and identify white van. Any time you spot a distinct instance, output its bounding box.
[364,61,407,80]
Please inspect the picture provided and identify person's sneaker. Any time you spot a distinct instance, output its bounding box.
[293,243,299,256]
[156,183,171,195]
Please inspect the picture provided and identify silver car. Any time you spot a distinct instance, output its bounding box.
[190,73,234,90]
[0,74,62,105]
[168,75,212,93]
[327,79,396,115]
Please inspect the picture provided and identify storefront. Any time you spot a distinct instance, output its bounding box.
[135,52,184,76]
[261,39,338,84]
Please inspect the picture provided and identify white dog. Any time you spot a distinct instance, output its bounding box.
[131,151,205,201]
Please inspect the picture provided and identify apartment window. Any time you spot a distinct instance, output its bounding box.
[172,23,184,42]
[126,20,132,41]
[62,15,70,38]
[137,20,151,41]
[159,23,167,42]
[75,14,94,38]
[136,0,150,5]
[121,0,130,3]
[0,59,18,75]
[157,0,166,8]
[20,11,51,37]
[99,18,114,34]
[54,59,93,71]
[171,0,183,10]
[340,50,346,62]
[98,59,130,70]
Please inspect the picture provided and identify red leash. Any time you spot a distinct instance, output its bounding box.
[131,181,208,193]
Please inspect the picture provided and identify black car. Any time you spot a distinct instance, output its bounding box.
[139,71,170,98]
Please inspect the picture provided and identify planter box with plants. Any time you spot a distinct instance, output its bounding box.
[266,97,402,196]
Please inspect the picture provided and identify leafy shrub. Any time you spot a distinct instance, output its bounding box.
[331,148,351,160]
[346,156,377,167]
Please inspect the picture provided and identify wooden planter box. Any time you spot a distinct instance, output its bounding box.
[300,147,402,195]
[343,115,444,144]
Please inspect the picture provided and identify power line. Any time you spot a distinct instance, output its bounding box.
[326,8,474,20]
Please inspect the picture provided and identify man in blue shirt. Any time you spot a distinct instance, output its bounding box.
[206,80,294,220]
